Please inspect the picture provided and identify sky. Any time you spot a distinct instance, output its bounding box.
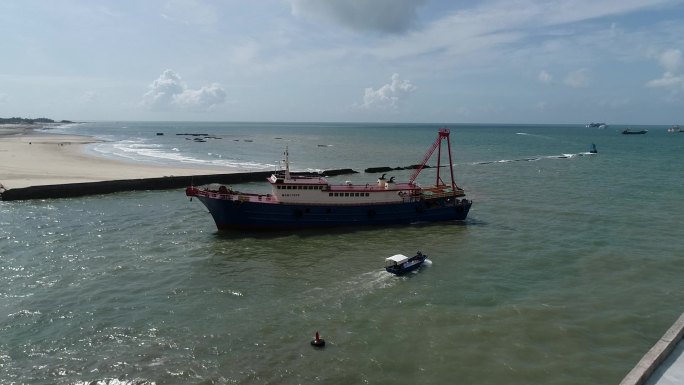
[1,0,683,124]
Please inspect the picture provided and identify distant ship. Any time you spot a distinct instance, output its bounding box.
[667,125,682,133]
[586,122,607,129]
[622,129,648,135]
[186,129,472,230]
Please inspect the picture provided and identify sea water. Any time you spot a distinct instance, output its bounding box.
[1,122,683,384]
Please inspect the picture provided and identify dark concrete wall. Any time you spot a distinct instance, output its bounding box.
[1,169,357,201]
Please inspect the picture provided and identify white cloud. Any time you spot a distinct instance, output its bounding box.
[173,84,226,110]
[564,68,589,88]
[361,73,416,109]
[141,69,226,111]
[658,48,682,73]
[290,0,426,34]
[646,72,684,89]
[646,48,684,92]
[538,70,553,84]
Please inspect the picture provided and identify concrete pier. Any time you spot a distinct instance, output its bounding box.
[0,169,357,201]
[620,312,684,385]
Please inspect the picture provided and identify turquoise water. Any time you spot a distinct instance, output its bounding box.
[1,122,683,384]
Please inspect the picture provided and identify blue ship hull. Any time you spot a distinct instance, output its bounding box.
[195,196,472,230]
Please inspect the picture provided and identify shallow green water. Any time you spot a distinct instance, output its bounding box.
[1,123,682,384]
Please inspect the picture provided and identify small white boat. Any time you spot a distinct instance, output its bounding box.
[385,252,428,275]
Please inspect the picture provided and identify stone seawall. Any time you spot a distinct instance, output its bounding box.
[1,169,357,201]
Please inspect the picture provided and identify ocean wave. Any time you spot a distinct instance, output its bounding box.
[515,132,555,140]
[73,378,155,385]
[8,309,41,318]
[472,151,596,165]
[89,141,276,170]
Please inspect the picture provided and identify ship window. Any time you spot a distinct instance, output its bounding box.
[355,193,359,197]
[334,193,338,197]
[345,193,349,197]
[366,193,369,197]
[329,193,333,197]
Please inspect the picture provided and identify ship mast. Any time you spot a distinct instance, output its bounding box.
[284,146,291,180]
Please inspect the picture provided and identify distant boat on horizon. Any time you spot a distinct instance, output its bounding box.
[587,122,607,128]
[622,128,648,135]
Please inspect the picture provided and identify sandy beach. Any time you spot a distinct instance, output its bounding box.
[0,126,233,191]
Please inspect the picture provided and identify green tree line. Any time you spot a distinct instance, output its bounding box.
[0,117,73,124]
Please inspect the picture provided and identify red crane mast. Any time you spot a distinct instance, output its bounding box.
[408,128,457,191]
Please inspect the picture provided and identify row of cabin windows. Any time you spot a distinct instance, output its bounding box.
[277,185,324,190]
[329,192,370,197]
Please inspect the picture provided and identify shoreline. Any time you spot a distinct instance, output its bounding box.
[0,125,253,200]
[0,125,243,191]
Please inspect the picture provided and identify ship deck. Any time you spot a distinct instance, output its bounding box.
[192,183,465,204]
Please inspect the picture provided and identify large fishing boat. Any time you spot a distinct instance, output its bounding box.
[185,128,472,230]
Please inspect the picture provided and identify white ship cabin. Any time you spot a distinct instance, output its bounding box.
[267,148,420,204]
[268,171,419,205]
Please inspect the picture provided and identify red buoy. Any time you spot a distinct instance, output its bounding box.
[311,331,325,348]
